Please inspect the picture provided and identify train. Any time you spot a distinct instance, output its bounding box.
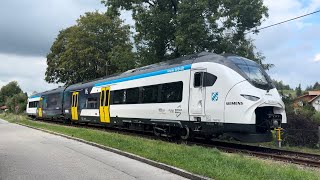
[27,52,287,142]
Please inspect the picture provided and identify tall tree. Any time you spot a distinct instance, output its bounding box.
[296,84,302,97]
[0,81,23,105]
[102,0,269,67]
[272,79,291,90]
[5,93,28,114]
[313,82,320,90]
[45,11,135,85]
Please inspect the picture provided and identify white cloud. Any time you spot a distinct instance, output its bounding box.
[250,0,320,88]
[0,53,60,95]
[314,54,320,62]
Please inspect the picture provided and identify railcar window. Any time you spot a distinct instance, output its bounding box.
[28,101,39,108]
[100,90,105,106]
[194,72,203,87]
[141,85,158,103]
[71,95,74,107]
[113,90,125,104]
[126,88,139,104]
[43,98,47,108]
[161,82,183,103]
[203,72,217,87]
[105,90,109,106]
[86,97,98,109]
[75,94,78,107]
[47,93,60,108]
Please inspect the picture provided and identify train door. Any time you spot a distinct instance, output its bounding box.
[71,92,79,120]
[189,69,206,121]
[99,87,110,123]
[38,97,43,118]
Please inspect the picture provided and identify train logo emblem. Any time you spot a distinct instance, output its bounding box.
[211,92,219,101]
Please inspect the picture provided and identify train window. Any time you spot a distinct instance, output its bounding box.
[46,94,59,108]
[113,90,125,104]
[100,90,105,106]
[72,95,75,107]
[194,72,203,87]
[28,101,38,108]
[75,94,78,107]
[203,72,217,87]
[126,88,139,104]
[43,98,47,108]
[141,85,158,103]
[86,97,98,109]
[160,82,183,103]
[105,90,109,106]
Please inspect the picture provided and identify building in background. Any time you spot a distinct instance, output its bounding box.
[294,91,320,111]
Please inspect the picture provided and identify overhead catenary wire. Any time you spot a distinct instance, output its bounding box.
[246,9,320,34]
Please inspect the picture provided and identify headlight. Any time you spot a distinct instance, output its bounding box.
[241,94,260,101]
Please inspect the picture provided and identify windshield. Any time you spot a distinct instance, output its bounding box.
[227,56,273,90]
[237,64,268,85]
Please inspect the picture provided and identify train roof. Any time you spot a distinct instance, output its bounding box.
[39,52,257,93]
[40,86,67,96]
[65,52,230,91]
[29,92,43,99]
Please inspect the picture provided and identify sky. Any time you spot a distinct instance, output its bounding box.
[0,0,319,95]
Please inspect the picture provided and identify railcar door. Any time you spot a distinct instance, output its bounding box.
[71,92,79,120]
[38,97,43,118]
[189,69,206,120]
[99,87,110,123]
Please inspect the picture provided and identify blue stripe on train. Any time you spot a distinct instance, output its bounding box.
[29,95,40,99]
[94,64,192,87]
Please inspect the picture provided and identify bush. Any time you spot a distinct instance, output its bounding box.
[283,111,319,148]
[5,93,28,114]
[312,112,320,125]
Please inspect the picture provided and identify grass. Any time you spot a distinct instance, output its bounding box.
[1,113,320,180]
[279,89,297,98]
[255,140,320,155]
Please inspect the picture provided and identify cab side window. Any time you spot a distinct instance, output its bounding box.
[194,72,217,87]
[203,72,217,87]
[194,72,203,87]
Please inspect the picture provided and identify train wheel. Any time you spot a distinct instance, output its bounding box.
[180,126,190,140]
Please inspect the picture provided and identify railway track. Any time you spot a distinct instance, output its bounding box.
[188,140,320,168]
[29,118,320,168]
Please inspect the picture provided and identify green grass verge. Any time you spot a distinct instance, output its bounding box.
[255,141,320,155]
[1,113,320,180]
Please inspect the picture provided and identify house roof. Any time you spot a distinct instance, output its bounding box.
[309,95,320,103]
[308,91,320,96]
[295,91,320,103]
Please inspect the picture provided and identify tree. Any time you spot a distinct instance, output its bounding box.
[313,82,320,90]
[305,82,320,91]
[5,93,28,114]
[102,0,270,67]
[295,84,302,97]
[0,81,23,105]
[45,11,135,85]
[272,79,291,90]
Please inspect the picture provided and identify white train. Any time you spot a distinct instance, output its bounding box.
[28,52,286,142]
[26,93,42,118]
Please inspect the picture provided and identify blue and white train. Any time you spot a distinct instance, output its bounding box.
[26,52,286,142]
[26,93,42,118]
